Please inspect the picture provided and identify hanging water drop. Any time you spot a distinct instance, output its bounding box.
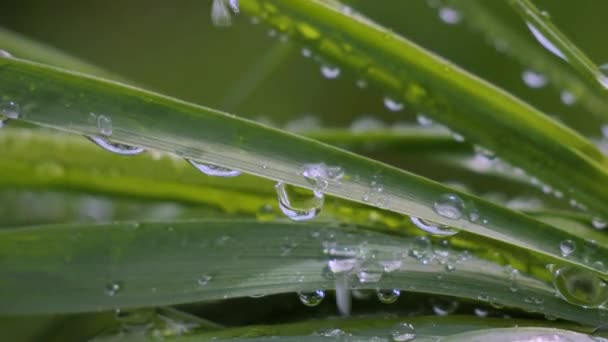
[334,274,351,316]
[559,239,575,257]
[377,289,400,304]
[592,217,607,230]
[383,97,404,112]
[88,136,145,156]
[522,70,548,88]
[297,290,325,307]
[105,281,123,296]
[228,0,239,13]
[438,7,462,25]
[433,194,465,219]
[390,322,416,341]
[320,64,341,79]
[526,23,567,61]
[410,217,458,236]
[188,159,241,177]
[553,266,608,307]
[211,0,233,27]
[275,181,324,221]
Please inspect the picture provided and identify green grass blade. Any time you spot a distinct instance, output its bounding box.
[0,56,605,275]
[237,0,608,218]
[0,219,605,325]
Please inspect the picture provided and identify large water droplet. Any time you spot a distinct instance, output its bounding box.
[559,240,576,257]
[88,136,145,156]
[522,70,548,88]
[526,23,567,61]
[356,260,383,283]
[391,322,416,341]
[433,194,464,219]
[438,7,462,25]
[320,64,341,79]
[298,290,325,307]
[302,163,344,192]
[383,97,404,112]
[377,289,400,304]
[553,266,608,307]
[211,0,233,27]
[188,159,241,177]
[275,181,324,221]
[105,281,123,296]
[410,216,458,236]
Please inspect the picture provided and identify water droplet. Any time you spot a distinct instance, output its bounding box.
[302,163,344,192]
[96,114,113,136]
[560,90,576,106]
[198,273,212,286]
[351,116,385,133]
[317,328,348,337]
[391,322,416,341]
[301,47,313,58]
[88,136,145,156]
[438,7,462,25]
[445,263,456,272]
[328,259,357,273]
[416,113,433,127]
[592,217,607,230]
[381,260,402,273]
[228,0,239,13]
[526,23,567,61]
[320,64,341,79]
[451,132,465,142]
[474,307,489,317]
[105,281,122,296]
[0,50,12,58]
[559,239,576,257]
[383,97,404,112]
[356,260,383,283]
[356,79,368,88]
[211,0,233,27]
[432,299,459,316]
[377,289,400,304]
[275,181,324,221]
[522,70,548,88]
[433,194,464,220]
[410,216,458,236]
[0,100,20,120]
[553,266,608,307]
[506,266,520,292]
[297,290,325,306]
[188,159,241,177]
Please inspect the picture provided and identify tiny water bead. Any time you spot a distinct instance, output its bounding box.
[559,239,575,257]
[187,159,241,177]
[592,217,607,230]
[197,274,212,287]
[560,90,576,106]
[297,290,325,307]
[320,64,341,79]
[383,97,404,112]
[275,181,324,221]
[302,163,344,192]
[377,289,401,304]
[438,6,462,25]
[410,217,458,236]
[553,266,608,307]
[522,70,548,88]
[433,194,465,220]
[105,281,123,296]
[88,136,146,156]
[390,322,416,342]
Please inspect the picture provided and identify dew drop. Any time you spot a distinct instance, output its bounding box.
[275,181,324,221]
[433,194,465,220]
[474,307,489,317]
[328,258,357,273]
[88,136,145,156]
[592,217,607,230]
[302,163,344,192]
[316,328,347,337]
[320,64,341,79]
[0,100,21,120]
[416,113,434,127]
[432,299,459,316]
[377,289,401,304]
[198,273,212,287]
[438,7,462,25]
[553,266,608,307]
[96,114,113,136]
[559,239,575,257]
[381,260,402,273]
[297,289,325,307]
[105,281,122,296]
[0,49,12,58]
[410,216,458,236]
[188,159,241,177]
[356,260,383,283]
[228,0,239,13]
[383,97,404,112]
[560,90,576,106]
[211,0,233,27]
[526,23,567,61]
[301,47,313,58]
[390,322,416,341]
[522,70,548,88]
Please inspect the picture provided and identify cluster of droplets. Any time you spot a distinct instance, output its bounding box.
[362,174,390,209]
[408,237,471,272]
